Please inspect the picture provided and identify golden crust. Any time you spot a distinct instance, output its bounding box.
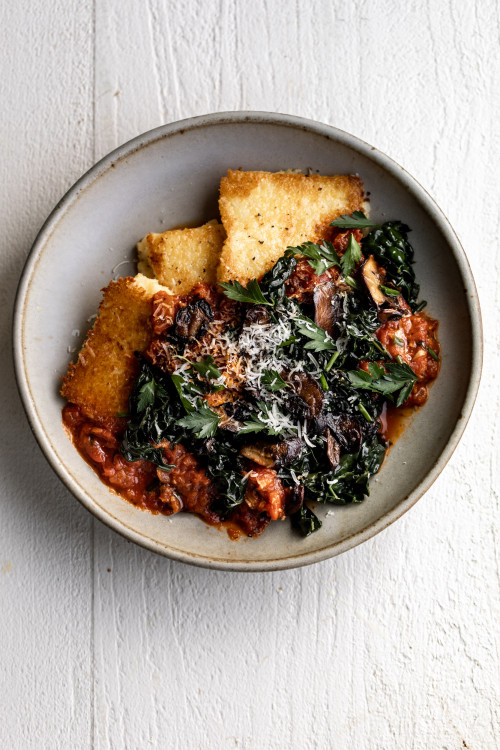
[137,220,225,294]
[61,275,171,420]
[217,170,364,283]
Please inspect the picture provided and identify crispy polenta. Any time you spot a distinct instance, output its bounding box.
[61,274,169,421]
[137,220,225,294]
[217,170,364,283]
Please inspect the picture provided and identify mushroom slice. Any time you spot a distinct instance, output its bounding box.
[240,444,275,468]
[313,281,344,337]
[174,298,213,340]
[240,438,303,468]
[287,372,324,419]
[244,304,270,326]
[285,484,304,515]
[362,255,388,307]
[362,256,410,321]
[326,429,341,469]
[325,413,363,453]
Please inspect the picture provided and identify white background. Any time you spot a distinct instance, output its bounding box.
[1,1,499,748]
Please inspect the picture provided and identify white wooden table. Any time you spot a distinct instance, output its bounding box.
[1,1,498,747]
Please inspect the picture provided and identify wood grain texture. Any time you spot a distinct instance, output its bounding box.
[1,0,499,748]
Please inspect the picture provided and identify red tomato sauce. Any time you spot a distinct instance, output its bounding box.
[62,404,270,537]
[376,312,440,406]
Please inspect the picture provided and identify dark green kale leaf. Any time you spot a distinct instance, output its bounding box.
[322,294,387,369]
[121,357,181,471]
[259,255,297,304]
[170,371,204,411]
[203,441,248,511]
[363,222,423,311]
[290,504,322,537]
[302,437,385,504]
[239,401,291,436]
[219,256,297,308]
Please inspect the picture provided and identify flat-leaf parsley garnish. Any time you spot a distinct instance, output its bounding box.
[262,369,289,391]
[285,241,340,276]
[347,361,418,407]
[293,318,337,352]
[340,233,362,279]
[218,278,271,306]
[330,210,381,229]
[177,405,221,438]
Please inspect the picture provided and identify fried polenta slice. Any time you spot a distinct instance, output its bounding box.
[61,274,170,421]
[137,220,225,294]
[217,170,364,283]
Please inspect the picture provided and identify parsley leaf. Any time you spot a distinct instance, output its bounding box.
[137,378,167,412]
[285,241,340,276]
[175,355,222,380]
[294,318,337,352]
[347,361,417,407]
[240,402,289,436]
[262,369,288,391]
[219,278,271,306]
[137,380,156,412]
[331,211,380,229]
[170,372,203,413]
[239,416,269,435]
[177,405,220,438]
[340,233,362,278]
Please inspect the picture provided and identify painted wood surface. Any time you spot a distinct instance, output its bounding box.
[1,1,498,747]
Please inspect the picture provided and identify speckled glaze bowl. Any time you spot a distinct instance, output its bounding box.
[13,112,482,571]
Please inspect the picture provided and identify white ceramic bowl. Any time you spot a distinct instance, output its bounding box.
[13,112,482,571]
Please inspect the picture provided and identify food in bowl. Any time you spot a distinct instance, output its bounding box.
[61,169,440,538]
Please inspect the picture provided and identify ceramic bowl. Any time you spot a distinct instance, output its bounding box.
[13,112,482,571]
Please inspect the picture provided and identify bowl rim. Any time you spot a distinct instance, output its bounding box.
[13,110,483,571]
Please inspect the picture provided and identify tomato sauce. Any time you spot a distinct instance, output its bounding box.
[379,403,413,446]
[376,312,440,407]
[62,404,270,537]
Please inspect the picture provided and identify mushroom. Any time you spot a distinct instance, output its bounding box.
[244,304,270,326]
[362,255,389,307]
[287,372,324,419]
[285,484,304,515]
[240,438,303,468]
[325,413,363,452]
[174,298,213,340]
[313,281,344,338]
[326,429,341,469]
[362,256,408,321]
